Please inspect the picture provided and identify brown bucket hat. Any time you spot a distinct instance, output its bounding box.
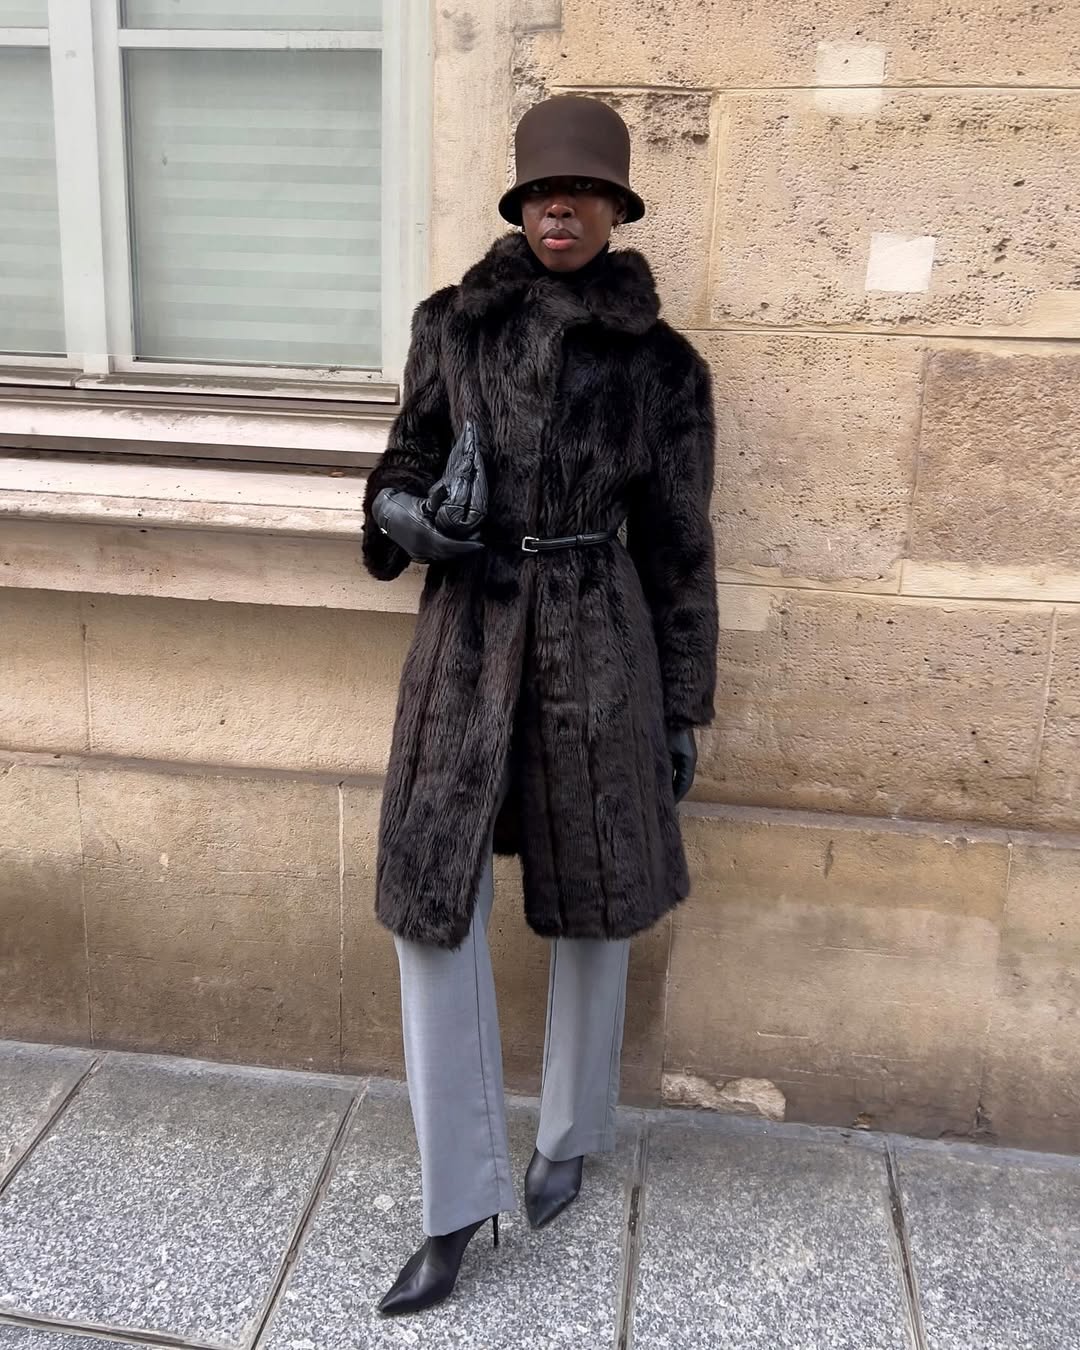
[498,95,646,225]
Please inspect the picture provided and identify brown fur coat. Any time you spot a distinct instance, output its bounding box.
[362,231,717,949]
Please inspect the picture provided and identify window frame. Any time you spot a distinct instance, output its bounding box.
[0,0,429,399]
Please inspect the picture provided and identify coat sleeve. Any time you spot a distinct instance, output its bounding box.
[361,289,454,580]
[627,339,719,731]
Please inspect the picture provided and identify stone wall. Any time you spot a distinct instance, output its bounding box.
[2,1,1078,1153]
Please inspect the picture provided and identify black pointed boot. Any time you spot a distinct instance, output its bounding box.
[377,1213,499,1317]
[524,1148,584,1229]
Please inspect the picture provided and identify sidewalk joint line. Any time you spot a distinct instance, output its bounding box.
[884,1141,930,1350]
[614,1122,649,1350]
[0,1056,102,1202]
[0,1309,222,1350]
[248,1080,369,1349]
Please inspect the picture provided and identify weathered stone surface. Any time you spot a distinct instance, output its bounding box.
[701,587,1052,827]
[666,809,1009,1135]
[661,1071,786,1121]
[530,0,1080,89]
[79,768,341,1070]
[896,1141,1080,1350]
[900,560,1080,606]
[83,593,413,775]
[0,1042,94,1185]
[0,588,87,753]
[0,1054,353,1347]
[0,766,89,1044]
[576,91,715,329]
[711,91,1080,334]
[1033,611,1080,830]
[341,784,403,1078]
[0,519,425,614]
[701,332,923,584]
[431,3,519,289]
[634,1118,908,1350]
[979,844,1080,1152]
[911,346,1080,571]
[0,1330,129,1349]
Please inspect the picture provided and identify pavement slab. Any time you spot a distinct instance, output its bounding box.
[632,1117,912,1350]
[2,1044,1078,1350]
[0,1054,356,1349]
[0,1327,129,1350]
[895,1141,1080,1350]
[0,1043,95,1187]
[260,1080,638,1350]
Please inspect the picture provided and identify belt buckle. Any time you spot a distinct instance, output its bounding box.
[521,535,540,553]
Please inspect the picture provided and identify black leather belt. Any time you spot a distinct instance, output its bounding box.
[521,526,621,554]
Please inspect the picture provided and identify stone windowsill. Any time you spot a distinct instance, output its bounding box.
[0,453,368,538]
[0,452,425,615]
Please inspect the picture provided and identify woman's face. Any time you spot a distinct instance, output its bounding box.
[520,176,626,272]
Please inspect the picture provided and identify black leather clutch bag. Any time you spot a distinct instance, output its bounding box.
[423,419,488,539]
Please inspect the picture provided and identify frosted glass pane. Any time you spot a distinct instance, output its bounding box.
[0,48,64,356]
[0,1,48,24]
[123,0,381,28]
[126,49,381,368]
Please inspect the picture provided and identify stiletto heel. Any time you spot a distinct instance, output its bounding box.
[377,1212,501,1317]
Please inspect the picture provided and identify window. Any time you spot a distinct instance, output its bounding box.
[0,1,429,394]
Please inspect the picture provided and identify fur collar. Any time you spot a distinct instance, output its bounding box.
[456,231,660,335]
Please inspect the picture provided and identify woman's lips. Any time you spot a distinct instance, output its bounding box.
[542,236,576,250]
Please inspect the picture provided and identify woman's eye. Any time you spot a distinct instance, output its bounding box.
[574,179,595,191]
[528,181,548,193]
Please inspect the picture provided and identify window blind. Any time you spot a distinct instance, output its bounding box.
[124,47,382,369]
[122,1,382,29]
[0,48,64,357]
[0,2,48,25]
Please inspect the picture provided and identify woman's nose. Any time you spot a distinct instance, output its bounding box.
[546,199,575,218]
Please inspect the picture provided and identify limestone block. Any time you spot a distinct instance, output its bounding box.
[666,810,1009,1136]
[711,91,1080,335]
[0,764,89,1043]
[342,783,669,1102]
[702,332,924,585]
[980,843,1080,1152]
[532,0,1080,89]
[1033,612,1080,830]
[0,588,88,753]
[599,91,716,329]
[84,593,414,775]
[341,783,403,1077]
[661,1071,787,1121]
[0,520,424,615]
[79,768,340,1069]
[911,346,1080,571]
[701,588,1052,827]
[431,2,518,288]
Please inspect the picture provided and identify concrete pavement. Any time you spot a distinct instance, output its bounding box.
[0,1040,1077,1349]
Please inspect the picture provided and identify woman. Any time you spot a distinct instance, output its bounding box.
[362,94,718,1316]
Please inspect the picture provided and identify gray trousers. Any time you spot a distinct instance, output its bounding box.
[393,789,632,1236]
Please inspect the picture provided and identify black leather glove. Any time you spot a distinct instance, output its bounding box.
[668,727,697,803]
[372,488,485,564]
